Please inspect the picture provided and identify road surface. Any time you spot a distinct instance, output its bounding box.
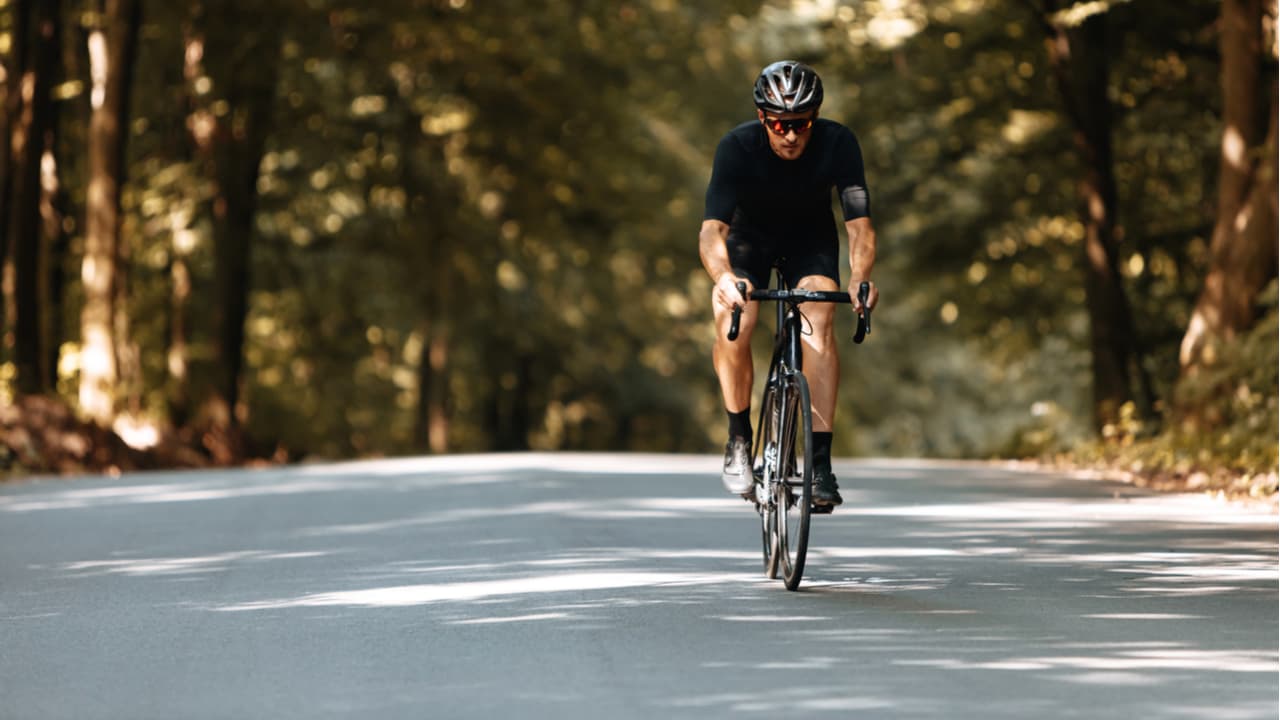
[2,455,1276,718]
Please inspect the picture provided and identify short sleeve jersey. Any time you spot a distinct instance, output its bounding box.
[703,119,870,240]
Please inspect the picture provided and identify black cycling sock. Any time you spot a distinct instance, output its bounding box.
[727,408,752,441]
[813,432,833,472]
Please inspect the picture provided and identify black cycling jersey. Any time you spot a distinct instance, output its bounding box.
[703,118,871,238]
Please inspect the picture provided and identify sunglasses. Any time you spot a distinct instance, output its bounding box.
[762,116,814,136]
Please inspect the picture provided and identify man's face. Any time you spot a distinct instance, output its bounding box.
[758,109,816,160]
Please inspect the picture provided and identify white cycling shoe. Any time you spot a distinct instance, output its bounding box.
[721,437,753,494]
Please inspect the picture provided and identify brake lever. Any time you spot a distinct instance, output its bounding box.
[727,281,748,341]
[853,281,871,344]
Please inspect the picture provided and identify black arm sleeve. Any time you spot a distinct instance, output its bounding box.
[703,135,739,223]
[833,128,871,221]
[840,186,870,221]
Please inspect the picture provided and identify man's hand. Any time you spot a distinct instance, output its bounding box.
[714,273,753,311]
[850,280,879,315]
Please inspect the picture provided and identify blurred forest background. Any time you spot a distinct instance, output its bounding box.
[0,0,1275,496]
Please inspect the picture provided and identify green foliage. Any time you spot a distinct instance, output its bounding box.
[1052,282,1278,497]
[1,0,1273,483]
[1170,281,1279,470]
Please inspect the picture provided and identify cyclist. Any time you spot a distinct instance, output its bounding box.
[700,60,879,508]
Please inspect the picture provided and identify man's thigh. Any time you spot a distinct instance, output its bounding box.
[725,228,776,289]
[781,239,840,290]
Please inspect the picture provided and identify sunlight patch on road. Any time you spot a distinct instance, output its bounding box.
[862,496,1278,527]
[215,570,754,611]
[5,454,729,513]
[703,655,846,671]
[711,615,832,623]
[290,452,722,478]
[588,548,759,561]
[1022,549,1277,592]
[908,609,981,616]
[1053,672,1162,687]
[816,545,1020,559]
[1082,614,1207,620]
[0,478,378,512]
[0,613,62,621]
[1118,585,1252,597]
[60,550,330,577]
[295,496,745,537]
[664,686,899,713]
[449,612,571,625]
[895,648,1278,673]
[1112,563,1276,582]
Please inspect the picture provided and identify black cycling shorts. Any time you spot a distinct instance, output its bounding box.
[726,228,841,290]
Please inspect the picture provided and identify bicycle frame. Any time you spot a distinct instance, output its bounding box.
[758,274,815,489]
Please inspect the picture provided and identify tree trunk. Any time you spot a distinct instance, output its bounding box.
[40,140,68,391]
[8,0,59,395]
[166,240,192,425]
[398,97,454,454]
[414,321,451,453]
[113,0,141,413]
[1039,1,1154,430]
[489,353,533,451]
[204,14,280,440]
[165,11,207,429]
[0,0,32,358]
[79,0,139,425]
[1178,0,1279,373]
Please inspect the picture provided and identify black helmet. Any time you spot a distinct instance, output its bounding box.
[752,60,824,114]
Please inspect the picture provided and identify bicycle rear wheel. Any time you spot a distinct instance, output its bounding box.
[755,382,783,578]
[776,371,813,591]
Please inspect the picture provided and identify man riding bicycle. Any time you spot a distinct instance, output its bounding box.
[700,60,880,508]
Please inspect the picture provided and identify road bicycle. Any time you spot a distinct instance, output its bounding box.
[728,272,871,590]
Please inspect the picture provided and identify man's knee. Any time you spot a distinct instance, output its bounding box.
[717,324,754,354]
[796,274,839,292]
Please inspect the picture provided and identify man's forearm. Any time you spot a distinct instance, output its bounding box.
[699,221,733,281]
[846,218,876,282]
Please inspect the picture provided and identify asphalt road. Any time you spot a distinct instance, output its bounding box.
[1,454,1276,719]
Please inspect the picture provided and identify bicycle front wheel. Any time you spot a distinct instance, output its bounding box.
[756,382,783,579]
[775,371,813,591]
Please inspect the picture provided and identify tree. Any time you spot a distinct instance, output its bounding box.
[0,1,28,361]
[163,4,204,428]
[1033,0,1155,430]
[79,0,140,424]
[202,3,282,446]
[1178,0,1279,377]
[8,0,59,395]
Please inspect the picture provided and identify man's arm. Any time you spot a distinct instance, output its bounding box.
[700,219,752,310]
[846,216,879,312]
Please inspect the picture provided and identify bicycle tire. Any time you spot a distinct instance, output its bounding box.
[755,382,783,578]
[776,371,813,591]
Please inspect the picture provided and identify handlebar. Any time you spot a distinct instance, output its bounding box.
[727,280,872,343]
